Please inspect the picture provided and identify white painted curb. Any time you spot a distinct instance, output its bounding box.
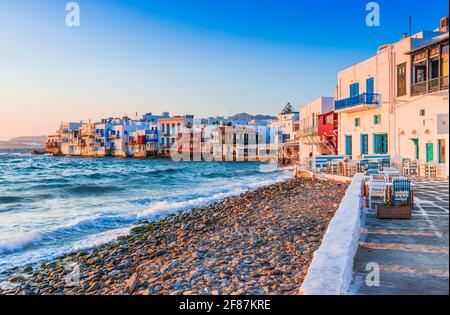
[299,173,364,295]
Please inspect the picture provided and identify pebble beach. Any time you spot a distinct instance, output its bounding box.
[0,177,348,295]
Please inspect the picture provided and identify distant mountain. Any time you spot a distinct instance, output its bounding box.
[228,113,276,121]
[0,136,47,149]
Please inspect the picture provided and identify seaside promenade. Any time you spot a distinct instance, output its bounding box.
[350,178,449,294]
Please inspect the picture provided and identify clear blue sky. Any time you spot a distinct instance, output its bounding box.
[0,0,448,139]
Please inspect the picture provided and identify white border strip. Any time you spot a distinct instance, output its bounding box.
[299,173,364,295]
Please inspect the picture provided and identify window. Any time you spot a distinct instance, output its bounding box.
[354,118,361,127]
[374,114,381,125]
[429,57,440,91]
[397,63,407,96]
[413,61,427,83]
[350,82,359,97]
[360,134,368,155]
[420,109,426,116]
[373,134,388,154]
[366,77,374,94]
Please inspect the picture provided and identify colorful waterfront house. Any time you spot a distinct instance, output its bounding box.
[45,135,60,154]
[94,121,116,156]
[57,122,81,156]
[269,113,300,163]
[396,18,449,177]
[298,97,336,163]
[334,16,448,170]
[157,115,194,156]
[124,121,159,158]
[211,125,260,162]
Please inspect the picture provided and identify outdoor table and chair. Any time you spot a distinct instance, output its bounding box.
[363,170,414,210]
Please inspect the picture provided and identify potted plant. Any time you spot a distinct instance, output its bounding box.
[376,200,411,219]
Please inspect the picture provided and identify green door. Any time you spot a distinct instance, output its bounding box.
[411,139,419,160]
[345,135,353,158]
[426,143,434,162]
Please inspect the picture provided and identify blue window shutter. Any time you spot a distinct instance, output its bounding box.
[373,134,377,154]
[360,134,368,155]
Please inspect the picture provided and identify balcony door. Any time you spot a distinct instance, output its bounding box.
[366,77,374,94]
[350,83,359,97]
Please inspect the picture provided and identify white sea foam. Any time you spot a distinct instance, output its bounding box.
[137,168,293,219]
[0,231,43,255]
[71,227,132,252]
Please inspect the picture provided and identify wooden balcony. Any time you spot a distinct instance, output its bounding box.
[412,76,449,96]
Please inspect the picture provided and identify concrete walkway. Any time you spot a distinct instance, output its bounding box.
[349,178,449,295]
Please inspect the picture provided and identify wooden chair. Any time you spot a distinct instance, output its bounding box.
[382,168,401,182]
[436,164,447,178]
[368,175,387,208]
[392,179,411,206]
[426,163,437,178]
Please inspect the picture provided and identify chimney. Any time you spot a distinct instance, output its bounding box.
[440,16,449,32]
[402,33,408,39]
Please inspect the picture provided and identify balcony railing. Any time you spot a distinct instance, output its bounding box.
[299,126,318,137]
[334,93,381,112]
[412,76,449,95]
[428,77,440,92]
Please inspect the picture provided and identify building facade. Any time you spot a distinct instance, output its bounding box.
[298,97,336,162]
[335,16,448,177]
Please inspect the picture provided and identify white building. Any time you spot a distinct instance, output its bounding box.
[334,16,448,177]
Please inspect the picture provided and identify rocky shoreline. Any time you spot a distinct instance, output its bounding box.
[0,177,348,295]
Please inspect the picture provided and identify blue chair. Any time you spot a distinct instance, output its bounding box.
[392,179,411,206]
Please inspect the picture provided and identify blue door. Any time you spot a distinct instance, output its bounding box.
[366,77,374,94]
[346,135,353,157]
[350,83,359,97]
[360,134,368,155]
